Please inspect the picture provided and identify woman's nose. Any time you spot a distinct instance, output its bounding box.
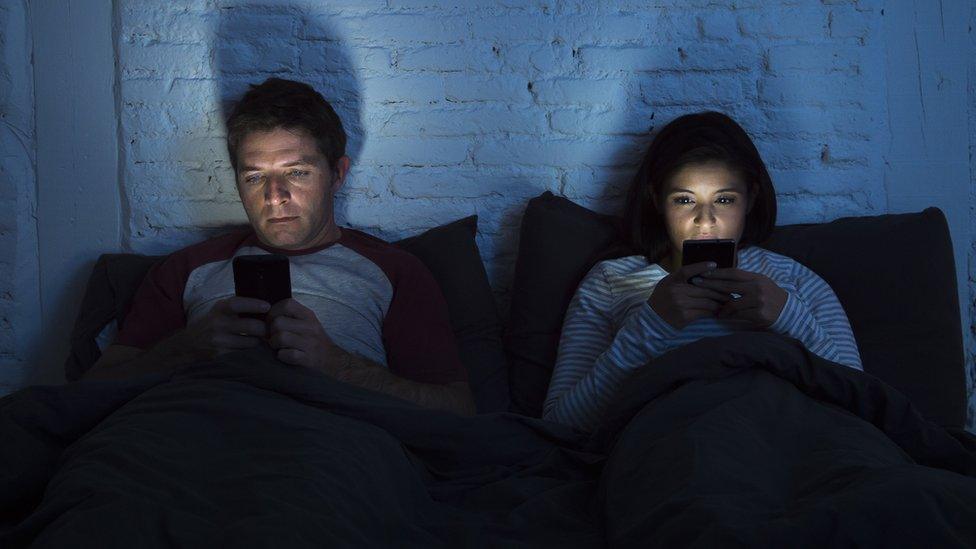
[694,205,716,225]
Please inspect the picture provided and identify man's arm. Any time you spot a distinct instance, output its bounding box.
[326,347,475,416]
[84,340,190,381]
[267,299,476,416]
[83,297,272,381]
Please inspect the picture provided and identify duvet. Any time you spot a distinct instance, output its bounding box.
[2,334,974,548]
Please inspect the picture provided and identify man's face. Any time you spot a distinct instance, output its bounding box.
[235,128,348,250]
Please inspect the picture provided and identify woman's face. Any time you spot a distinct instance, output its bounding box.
[660,161,751,267]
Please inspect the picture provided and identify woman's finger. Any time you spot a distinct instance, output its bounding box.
[718,295,759,316]
[700,268,756,282]
[681,297,723,312]
[681,285,733,303]
[691,278,754,296]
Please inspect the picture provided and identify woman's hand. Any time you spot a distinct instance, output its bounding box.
[648,262,732,330]
[692,268,787,328]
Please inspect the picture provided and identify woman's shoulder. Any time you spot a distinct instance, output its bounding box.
[589,254,669,280]
[583,255,667,295]
[742,246,824,283]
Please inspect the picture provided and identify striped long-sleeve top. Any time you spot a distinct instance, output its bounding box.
[543,246,863,432]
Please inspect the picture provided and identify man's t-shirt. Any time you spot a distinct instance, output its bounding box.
[115,228,467,385]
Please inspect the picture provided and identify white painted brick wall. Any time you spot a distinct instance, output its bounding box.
[118,0,888,282]
[114,0,972,427]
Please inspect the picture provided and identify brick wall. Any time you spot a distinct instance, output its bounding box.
[114,0,971,427]
[0,0,39,392]
[118,0,887,290]
[969,2,975,432]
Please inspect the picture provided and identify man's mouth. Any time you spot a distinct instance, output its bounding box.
[267,216,298,224]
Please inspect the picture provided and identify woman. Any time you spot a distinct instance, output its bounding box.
[543,112,862,432]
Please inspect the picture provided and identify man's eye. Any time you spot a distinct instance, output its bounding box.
[288,169,310,178]
[244,174,264,184]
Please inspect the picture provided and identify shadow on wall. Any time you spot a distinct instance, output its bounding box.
[212,2,364,226]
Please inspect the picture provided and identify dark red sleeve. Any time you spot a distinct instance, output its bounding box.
[382,255,468,385]
[114,253,189,349]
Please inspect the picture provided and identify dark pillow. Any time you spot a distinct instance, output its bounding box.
[763,208,966,428]
[65,216,510,414]
[66,253,163,382]
[395,216,509,413]
[504,192,627,418]
[504,192,966,428]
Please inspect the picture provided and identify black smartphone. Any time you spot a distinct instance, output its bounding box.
[232,254,292,319]
[682,239,737,270]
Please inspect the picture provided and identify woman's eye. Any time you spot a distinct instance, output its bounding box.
[672,196,693,205]
[717,196,736,205]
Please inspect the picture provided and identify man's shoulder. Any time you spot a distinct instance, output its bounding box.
[337,228,427,282]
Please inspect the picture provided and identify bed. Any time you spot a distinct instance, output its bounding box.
[3,192,974,547]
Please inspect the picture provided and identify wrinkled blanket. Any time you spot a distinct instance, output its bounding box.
[3,334,975,548]
[595,333,976,548]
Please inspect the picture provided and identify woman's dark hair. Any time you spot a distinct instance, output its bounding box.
[622,111,776,264]
[225,78,346,172]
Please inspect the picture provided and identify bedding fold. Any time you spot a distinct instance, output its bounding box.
[2,336,974,548]
[596,333,976,548]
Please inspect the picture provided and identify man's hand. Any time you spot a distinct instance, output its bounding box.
[692,268,787,328]
[265,298,475,415]
[84,296,271,381]
[266,298,340,371]
[183,296,271,358]
[649,262,732,330]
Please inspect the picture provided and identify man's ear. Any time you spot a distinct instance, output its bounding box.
[331,155,351,193]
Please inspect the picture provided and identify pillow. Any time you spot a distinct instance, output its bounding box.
[763,208,966,428]
[65,216,510,414]
[395,216,509,413]
[504,192,627,418]
[504,192,966,428]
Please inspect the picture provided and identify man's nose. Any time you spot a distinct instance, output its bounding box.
[265,174,290,205]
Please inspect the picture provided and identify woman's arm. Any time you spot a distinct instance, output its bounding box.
[767,265,863,370]
[543,266,679,431]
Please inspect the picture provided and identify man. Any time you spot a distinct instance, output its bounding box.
[87,78,475,415]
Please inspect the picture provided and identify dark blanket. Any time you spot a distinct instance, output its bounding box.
[596,333,976,548]
[3,335,975,548]
[1,349,601,548]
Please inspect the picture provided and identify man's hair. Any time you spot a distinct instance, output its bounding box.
[622,111,777,264]
[225,78,347,171]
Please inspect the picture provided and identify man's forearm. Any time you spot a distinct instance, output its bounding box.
[84,331,204,381]
[326,349,475,416]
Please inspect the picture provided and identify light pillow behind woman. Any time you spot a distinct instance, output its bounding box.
[544,112,862,432]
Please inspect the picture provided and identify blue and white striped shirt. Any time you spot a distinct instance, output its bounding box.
[543,246,863,432]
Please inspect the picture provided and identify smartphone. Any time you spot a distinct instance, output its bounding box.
[232,254,292,319]
[682,239,737,270]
